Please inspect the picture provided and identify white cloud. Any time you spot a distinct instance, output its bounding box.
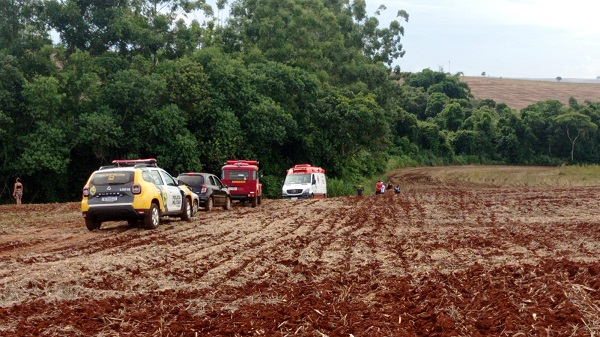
[374,0,600,78]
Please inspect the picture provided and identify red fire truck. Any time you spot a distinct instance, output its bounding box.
[221,160,262,207]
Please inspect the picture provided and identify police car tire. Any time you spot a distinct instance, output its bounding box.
[193,200,199,215]
[181,198,192,221]
[144,203,160,229]
[85,218,101,231]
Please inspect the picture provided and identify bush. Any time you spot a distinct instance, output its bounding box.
[261,174,284,199]
[327,178,361,197]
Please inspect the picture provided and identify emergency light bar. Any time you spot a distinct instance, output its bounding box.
[290,164,325,174]
[112,158,158,167]
[225,160,259,166]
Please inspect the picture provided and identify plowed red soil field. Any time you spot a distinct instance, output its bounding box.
[1,166,599,336]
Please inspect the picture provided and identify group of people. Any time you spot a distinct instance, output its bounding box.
[356,181,401,196]
[376,181,400,195]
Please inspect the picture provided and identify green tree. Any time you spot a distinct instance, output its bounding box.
[553,112,598,162]
[225,0,408,84]
[46,0,213,60]
[521,100,565,156]
[495,127,522,163]
[312,89,390,177]
[16,76,71,201]
[0,0,52,75]
[131,104,201,172]
[0,54,24,167]
[460,107,495,156]
[436,102,465,132]
[240,96,296,164]
[424,92,448,119]
[416,120,452,157]
[450,130,480,156]
[76,108,124,161]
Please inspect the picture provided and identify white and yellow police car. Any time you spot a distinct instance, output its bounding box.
[81,158,199,230]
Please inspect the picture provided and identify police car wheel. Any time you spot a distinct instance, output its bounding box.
[144,203,160,229]
[181,198,192,221]
[85,218,101,231]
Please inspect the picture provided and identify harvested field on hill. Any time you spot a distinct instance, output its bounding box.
[1,166,599,336]
[462,76,600,111]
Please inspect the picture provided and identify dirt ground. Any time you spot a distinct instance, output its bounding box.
[1,166,599,336]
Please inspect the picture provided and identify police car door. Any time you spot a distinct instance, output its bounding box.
[159,170,183,212]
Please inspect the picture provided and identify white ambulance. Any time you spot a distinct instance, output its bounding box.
[281,164,327,199]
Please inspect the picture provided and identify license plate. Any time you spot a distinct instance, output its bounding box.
[291,197,298,200]
[101,196,118,202]
[228,187,237,190]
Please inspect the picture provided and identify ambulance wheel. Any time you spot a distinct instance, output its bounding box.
[251,195,258,207]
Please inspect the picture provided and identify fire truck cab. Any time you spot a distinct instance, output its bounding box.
[282,164,327,199]
[221,160,262,207]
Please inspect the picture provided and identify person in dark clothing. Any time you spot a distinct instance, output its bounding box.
[357,184,363,196]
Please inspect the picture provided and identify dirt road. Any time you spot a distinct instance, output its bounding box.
[1,166,599,336]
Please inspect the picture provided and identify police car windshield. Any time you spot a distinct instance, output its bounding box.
[284,174,311,185]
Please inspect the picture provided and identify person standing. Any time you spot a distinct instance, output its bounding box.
[13,177,23,206]
[375,181,383,195]
[356,184,363,196]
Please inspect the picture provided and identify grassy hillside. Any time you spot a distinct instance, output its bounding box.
[461,76,600,111]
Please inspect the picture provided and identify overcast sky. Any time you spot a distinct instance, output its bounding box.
[198,0,600,79]
[369,0,600,79]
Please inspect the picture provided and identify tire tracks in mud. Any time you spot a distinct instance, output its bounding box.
[2,172,600,336]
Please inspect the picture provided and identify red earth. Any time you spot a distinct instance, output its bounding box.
[0,166,599,336]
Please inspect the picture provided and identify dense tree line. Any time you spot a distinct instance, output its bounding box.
[1,0,600,203]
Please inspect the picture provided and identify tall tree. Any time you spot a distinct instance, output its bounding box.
[553,112,598,162]
[46,0,213,59]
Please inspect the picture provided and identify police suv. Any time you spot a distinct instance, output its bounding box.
[81,158,199,230]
